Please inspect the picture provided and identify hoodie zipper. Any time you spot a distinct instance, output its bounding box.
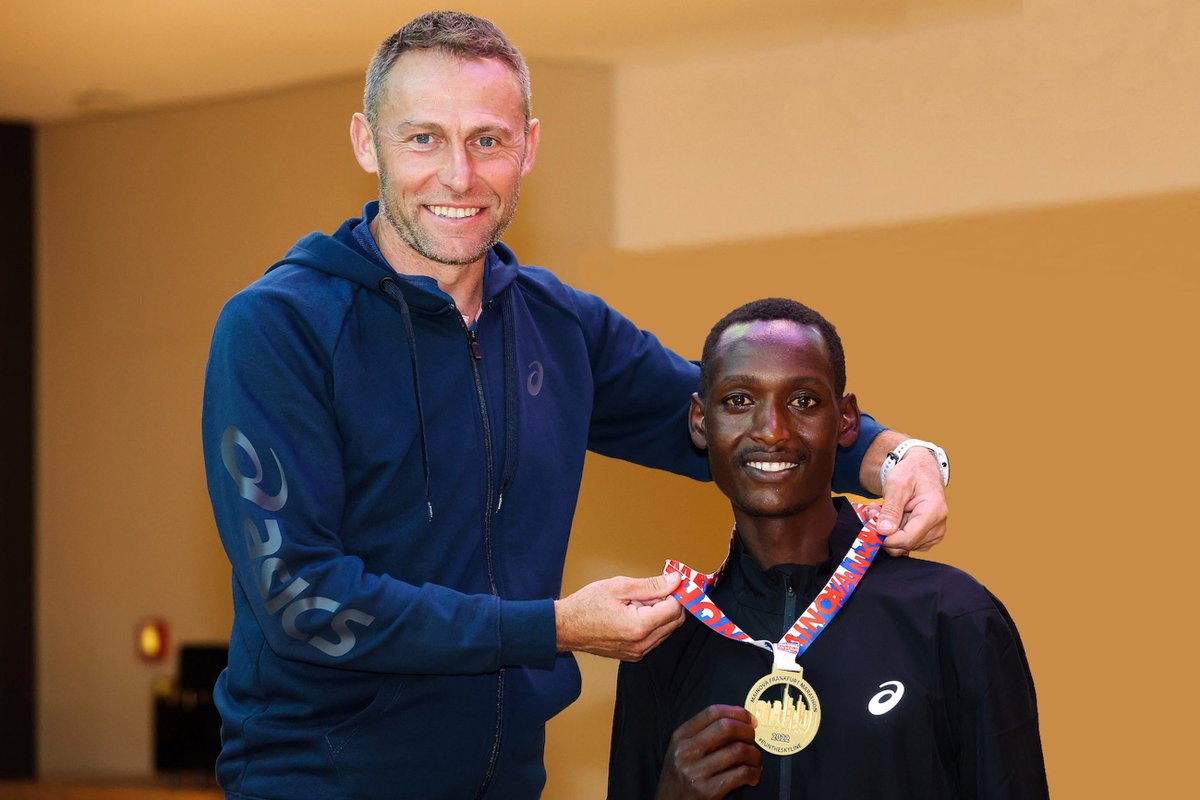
[461,311,505,799]
[780,578,796,800]
[378,278,510,795]
[462,316,499,596]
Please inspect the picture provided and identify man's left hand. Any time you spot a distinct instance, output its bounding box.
[873,446,948,556]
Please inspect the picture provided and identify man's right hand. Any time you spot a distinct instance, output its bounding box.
[554,573,685,660]
[654,705,762,800]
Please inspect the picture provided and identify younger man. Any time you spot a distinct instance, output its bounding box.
[608,299,1047,799]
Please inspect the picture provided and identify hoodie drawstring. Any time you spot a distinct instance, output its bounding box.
[378,277,434,522]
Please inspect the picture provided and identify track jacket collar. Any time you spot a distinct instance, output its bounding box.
[275,201,521,310]
[730,497,865,613]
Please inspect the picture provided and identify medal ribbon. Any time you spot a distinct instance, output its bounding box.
[664,503,885,671]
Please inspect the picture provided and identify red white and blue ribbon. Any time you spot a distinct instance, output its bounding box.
[664,503,885,672]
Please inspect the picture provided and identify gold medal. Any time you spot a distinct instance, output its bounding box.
[671,507,883,757]
[743,666,821,756]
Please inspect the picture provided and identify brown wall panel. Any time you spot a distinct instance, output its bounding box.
[0,122,36,779]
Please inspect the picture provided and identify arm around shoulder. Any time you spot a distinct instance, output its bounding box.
[859,428,950,556]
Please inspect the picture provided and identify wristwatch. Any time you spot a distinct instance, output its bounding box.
[879,438,950,488]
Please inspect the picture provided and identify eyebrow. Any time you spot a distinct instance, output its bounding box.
[717,373,823,385]
[717,374,760,386]
[713,374,830,394]
[392,119,518,139]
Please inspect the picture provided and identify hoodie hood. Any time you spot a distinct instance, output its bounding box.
[267,201,521,313]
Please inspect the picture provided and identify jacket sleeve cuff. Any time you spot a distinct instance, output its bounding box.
[498,598,558,668]
[833,412,885,497]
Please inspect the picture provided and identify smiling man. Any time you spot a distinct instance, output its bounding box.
[202,12,952,800]
[352,45,534,286]
[607,299,1047,799]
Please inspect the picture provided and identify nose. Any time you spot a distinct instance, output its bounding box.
[438,141,475,194]
[751,400,789,446]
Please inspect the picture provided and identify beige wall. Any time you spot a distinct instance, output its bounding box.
[614,0,1200,248]
[35,17,1196,800]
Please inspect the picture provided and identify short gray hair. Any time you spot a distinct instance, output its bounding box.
[364,11,532,133]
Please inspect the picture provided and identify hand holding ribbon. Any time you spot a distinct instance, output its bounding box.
[555,573,685,661]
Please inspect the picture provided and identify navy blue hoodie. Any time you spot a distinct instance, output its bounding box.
[201,203,882,799]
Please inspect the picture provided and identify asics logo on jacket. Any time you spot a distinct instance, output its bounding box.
[867,680,905,715]
[221,425,376,657]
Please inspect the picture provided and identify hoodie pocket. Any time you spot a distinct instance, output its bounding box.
[323,673,497,798]
[324,675,405,764]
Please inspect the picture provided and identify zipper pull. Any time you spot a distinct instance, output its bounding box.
[469,329,483,360]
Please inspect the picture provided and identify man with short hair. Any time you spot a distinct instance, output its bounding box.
[607,298,1046,799]
[202,12,951,798]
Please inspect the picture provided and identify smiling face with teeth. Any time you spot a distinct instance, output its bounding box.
[690,318,860,565]
[350,49,540,274]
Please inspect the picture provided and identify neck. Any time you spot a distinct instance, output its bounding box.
[733,500,839,570]
[370,216,485,315]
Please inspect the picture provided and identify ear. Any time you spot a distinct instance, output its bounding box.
[837,392,861,449]
[520,118,541,177]
[688,393,708,450]
[350,112,379,175]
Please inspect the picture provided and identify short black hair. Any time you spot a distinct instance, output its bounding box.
[699,297,846,398]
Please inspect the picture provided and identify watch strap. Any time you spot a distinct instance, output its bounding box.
[880,438,950,488]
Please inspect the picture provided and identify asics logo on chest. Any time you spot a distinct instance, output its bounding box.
[527,360,544,396]
[867,680,905,715]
